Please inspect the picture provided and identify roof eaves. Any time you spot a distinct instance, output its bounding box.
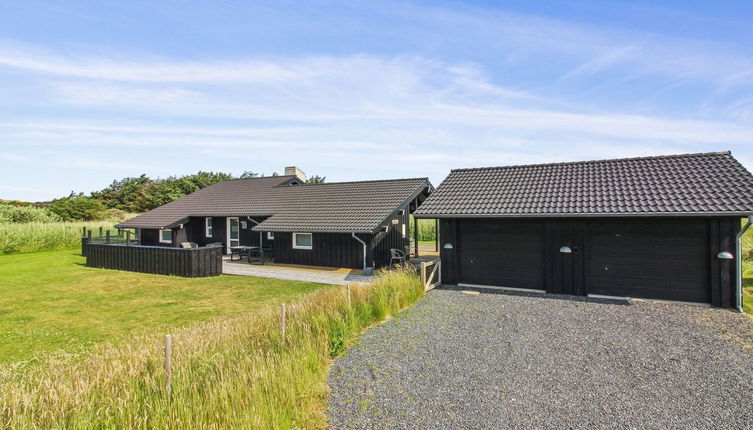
[414,211,753,219]
[368,180,432,234]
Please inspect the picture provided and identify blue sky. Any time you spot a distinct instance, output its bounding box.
[2,0,753,201]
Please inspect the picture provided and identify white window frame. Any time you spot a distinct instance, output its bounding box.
[159,229,172,244]
[267,231,275,240]
[292,232,313,250]
[205,217,213,237]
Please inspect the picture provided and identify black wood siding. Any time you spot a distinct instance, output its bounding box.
[545,220,586,295]
[439,219,459,284]
[140,229,160,246]
[85,243,222,277]
[140,227,185,247]
[369,210,410,268]
[274,232,363,269]
[440,217,741,307]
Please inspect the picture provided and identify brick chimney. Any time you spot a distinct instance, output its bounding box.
[284,166,307,182]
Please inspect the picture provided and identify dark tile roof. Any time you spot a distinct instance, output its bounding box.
[253,178,430,233]
[117,175,300,229]
[117,176,432,233]
[414,151,753,218]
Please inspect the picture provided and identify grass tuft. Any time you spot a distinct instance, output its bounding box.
[0,267,424,429]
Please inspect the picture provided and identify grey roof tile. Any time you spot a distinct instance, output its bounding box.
[117,175,431,233]
[415,151,753,218]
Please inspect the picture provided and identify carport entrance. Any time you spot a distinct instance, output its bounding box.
[586,220,710,303]
[458,219,545,290]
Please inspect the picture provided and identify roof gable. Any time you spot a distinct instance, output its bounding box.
[415,151,753,218]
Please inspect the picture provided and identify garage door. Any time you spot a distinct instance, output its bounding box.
[458,219,545,289]
[586,220,709,303]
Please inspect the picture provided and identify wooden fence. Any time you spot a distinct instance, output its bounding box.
[419,258,441,291]
[85,243,223,277]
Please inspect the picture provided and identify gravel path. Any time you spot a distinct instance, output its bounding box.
[327,287,753,429]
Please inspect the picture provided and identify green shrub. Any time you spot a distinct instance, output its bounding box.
[49,196,107,221]
[0,204,60,223]
[409,217,437,241]
[0,268,424,428]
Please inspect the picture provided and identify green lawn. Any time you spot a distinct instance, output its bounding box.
[0,249,329,364]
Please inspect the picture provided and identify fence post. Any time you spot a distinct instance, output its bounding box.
[165,334,172,396]
[126,230,131,246]
[99,226,103,238]
[281,303,286,342]
[82,226,87,237]
[106,230,111,244]
[420,261,427,287]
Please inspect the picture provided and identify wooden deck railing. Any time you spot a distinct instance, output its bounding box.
[85,243,223,277]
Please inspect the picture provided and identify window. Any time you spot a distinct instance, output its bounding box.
[267,232,275,240]
[292,233,312,250]
[205,217,213,237]
[159,229,173,244]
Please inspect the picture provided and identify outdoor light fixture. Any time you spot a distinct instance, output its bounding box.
[560,246,572,254]
[391,219,399,224]
[717,251,734,260]
[443,243,454,249]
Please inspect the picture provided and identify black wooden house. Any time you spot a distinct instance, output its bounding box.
[117,169,432,270]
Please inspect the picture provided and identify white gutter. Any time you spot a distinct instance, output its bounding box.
[351,233,368,271]
[735,215,753,313]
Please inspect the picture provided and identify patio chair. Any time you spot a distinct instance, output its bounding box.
[390,248,407,266]
[180,242,198,248]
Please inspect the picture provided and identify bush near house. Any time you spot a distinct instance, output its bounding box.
[0,265,423,429]
[48,196,107,221]
[410,217,437,241]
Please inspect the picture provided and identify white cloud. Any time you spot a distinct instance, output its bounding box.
[3,2,753,201]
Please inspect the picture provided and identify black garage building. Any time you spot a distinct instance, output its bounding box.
[415,152,753,309]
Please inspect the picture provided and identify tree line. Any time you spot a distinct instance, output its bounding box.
[2,171,325,222]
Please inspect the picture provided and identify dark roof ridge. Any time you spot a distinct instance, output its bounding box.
[218,174,298,182]
[450,151,733,173]
[288,177,429,187]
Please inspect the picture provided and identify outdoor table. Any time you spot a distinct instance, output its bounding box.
[230,246,256,261]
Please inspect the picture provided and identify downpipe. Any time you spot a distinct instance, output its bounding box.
[351,233,368,272]
[736,215,753,313]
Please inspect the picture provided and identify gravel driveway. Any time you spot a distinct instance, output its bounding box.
[327,287,753,429]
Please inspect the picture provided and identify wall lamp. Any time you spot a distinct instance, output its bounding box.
[717,251,734,260]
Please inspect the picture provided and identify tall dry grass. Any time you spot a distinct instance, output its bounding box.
[0,268,424,429]
[0,220,134,255]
